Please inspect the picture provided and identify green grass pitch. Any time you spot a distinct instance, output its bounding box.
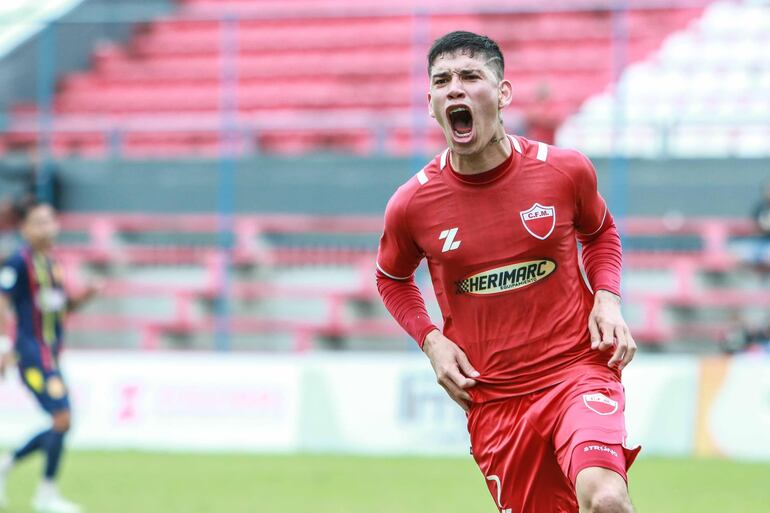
[2,452,768,512]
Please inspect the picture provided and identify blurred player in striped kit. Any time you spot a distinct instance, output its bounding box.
[0,200,100,513]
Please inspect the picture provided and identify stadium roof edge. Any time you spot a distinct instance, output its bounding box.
[0,0,84,59]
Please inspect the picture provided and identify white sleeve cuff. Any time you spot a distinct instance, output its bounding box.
[376,262,412,281]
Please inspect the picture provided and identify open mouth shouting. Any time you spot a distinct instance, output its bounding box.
[447,104,474,144]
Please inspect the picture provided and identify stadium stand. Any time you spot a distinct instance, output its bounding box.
[45,212,763,352]
[558,0,770,157]
[3,0,769,355]
[0,1,174,116]
[1,0,708,157]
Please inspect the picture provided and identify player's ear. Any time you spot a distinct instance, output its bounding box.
[428,92,436,119]
[498,79,513,110]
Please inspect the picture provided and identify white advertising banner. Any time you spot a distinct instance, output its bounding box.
[306,354,701,457]
[298,355,469,455]
[2,351,766,459]
[0,352,302,452]
[622,355,700,456]
[704,354,770,460]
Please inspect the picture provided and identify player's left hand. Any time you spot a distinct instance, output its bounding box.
[86,278,105,297]
[0,350,14,380]
[588,290,636,371]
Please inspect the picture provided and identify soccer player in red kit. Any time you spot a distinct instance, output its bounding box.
[376,32,640,513]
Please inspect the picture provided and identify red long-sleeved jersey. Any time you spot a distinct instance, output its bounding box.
[376,135,622,401]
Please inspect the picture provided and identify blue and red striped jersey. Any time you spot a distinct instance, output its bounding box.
[0,246,67,368]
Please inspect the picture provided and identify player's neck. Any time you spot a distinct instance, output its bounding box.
[28,243,51,255]
[450,129,511,175]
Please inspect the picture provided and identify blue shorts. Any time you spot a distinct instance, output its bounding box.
[17,358,70,415]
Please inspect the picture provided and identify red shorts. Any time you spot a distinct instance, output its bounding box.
[467,368,641,513]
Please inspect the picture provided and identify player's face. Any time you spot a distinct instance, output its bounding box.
[21,205,59,250]
[428,52,512,156]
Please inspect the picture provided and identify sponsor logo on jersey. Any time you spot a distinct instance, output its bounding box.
[520,203,556,240]
[37,288,67,313]
[583,392,618,415]
[24,367,45,394]
[455,259,556,295]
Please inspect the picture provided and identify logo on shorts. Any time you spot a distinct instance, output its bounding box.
[520,203,556,240]
[583,444,619,458]
[582,392,618,415]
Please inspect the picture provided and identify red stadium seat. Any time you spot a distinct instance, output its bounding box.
[0,2,707,156]
[49,214,756,349]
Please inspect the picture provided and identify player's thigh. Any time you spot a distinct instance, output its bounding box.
[468,399,578,513]
[552,374,640,485]
[18,361,71,416]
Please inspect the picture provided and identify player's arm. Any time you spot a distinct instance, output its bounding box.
[421,329,479,412]
[0,293,14,379]
[66,278,103,313]
[573,153,636,371]
[0,260,21,379]
[376,191,478,411]
[376,272,479,411]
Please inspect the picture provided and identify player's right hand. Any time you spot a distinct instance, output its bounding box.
[422,329,479,412]
[0,334,12,380]
[0,351,12,380]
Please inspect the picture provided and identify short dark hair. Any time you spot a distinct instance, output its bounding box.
[13,197,50,224]
[427,31,504,80]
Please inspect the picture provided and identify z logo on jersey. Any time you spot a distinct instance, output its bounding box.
[520,203,556,240]
[439,227,461,252]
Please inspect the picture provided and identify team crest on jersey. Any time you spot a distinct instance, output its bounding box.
[583,392,618,416]
[520,203,556,240]
[456,259,556,296]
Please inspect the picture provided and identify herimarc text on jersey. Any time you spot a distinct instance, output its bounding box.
[455,259,556,296]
